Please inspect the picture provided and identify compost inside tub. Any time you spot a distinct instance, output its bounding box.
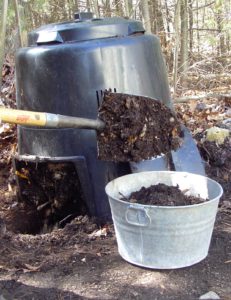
[97,92,183,162]
[120,183,207,206]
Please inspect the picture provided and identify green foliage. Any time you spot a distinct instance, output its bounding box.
[6,0,16,27]
[204,17,217,29]
[214,0,223,11]
[207,36,217,46]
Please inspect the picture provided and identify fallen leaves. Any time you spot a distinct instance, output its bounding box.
[0,56,16,109]
[175,96,231,136]
[0,124,17,165]
[88,225,110,239]
[174,90,231,211]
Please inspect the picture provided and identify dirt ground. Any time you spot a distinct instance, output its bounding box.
[0,214,230,300]
[0,97,230,299]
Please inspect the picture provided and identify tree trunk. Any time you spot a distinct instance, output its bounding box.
[114,0,123,16]
[173,0,181,94]
[74,0,79,12]
[179,0,189,86]
[124,0,132,17]
[156,0,167,48]
[105,0,111,17]
[14,0,23,47]
[224,0,230,51]
[86,0,91,12]
[92,0,100,17]
[188,0,193,54]
[0,0,8,91]
[163,0,173,70]
[164,0,171,38]
[66,0,73,19]
[150,0,158,33]
[196,0,200,53]
[140,0,151,33]
[216,1,225,55]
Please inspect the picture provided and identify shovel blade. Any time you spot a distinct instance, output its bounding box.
[130,126,205,176]
[130,155,170,173]
[171,126,205,176]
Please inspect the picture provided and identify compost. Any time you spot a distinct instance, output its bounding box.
[124,183,207,206]
[97,92,183,162]
[10,160,88,234]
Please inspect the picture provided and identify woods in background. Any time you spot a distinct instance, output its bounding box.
[0,0,231,94]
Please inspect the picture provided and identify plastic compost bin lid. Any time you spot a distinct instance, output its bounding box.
[28,12,145,46]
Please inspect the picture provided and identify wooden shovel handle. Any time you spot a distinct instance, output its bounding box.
[0,107,47,126]
[0,107,105,130]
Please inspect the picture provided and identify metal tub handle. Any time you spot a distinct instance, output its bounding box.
[125,205,151,227]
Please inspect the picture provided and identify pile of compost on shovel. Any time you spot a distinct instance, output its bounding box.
[122,183,207,206]
[97,92,183,162]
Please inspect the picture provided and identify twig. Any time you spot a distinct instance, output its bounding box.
[37,201,51,211]
[174,93,231,103]
[225,260,231,264]
[59,214,74,226]
[201,144,211,158]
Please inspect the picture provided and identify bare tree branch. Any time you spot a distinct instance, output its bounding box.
[174,93,231,103]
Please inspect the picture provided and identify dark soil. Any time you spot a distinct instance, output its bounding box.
[125,183,206,206]
[12,159,87,234]
[197,138,231,205]
[198,138,231,169]
[97,92,183,162]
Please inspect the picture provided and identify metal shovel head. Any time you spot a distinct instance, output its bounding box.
[171,125,205,176]
[130,126,205,176]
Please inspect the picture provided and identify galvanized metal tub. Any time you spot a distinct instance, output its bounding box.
[105,171,223,269]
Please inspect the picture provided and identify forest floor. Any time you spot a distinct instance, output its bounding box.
[0,58,231,299]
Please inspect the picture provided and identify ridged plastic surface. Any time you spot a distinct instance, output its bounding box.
[16,20,171,218]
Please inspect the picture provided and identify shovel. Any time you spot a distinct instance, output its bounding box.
[0,107,105,130]
[0,92,205,175]
[0,92,182,160]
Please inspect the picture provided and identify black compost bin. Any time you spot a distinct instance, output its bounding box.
[15,12,171,220]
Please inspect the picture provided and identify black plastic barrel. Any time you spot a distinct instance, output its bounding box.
[15,12,171,219]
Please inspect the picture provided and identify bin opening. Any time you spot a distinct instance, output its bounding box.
[11,157,89,234]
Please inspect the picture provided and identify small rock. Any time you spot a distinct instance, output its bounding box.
[196,102,207,111]
[199,291,220,299]
[221,118,231,131]
[81,257,86,263]
[226,108,231,118]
